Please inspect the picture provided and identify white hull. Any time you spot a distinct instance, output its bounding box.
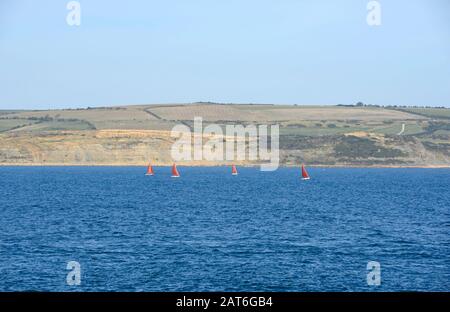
[171,175,180,178]
[232,173,238,176]
[302,177,310,180]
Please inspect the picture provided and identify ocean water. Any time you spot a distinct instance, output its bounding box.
[0,166,449,292]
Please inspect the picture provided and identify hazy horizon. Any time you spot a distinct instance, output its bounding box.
[1,0,449,109]
[1,101,450,112]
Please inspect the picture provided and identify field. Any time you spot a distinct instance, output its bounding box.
[397,108,450,119]
[147,104,423,122]
[0,118,39,132]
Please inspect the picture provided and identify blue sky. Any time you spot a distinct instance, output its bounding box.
[0,0,449,109]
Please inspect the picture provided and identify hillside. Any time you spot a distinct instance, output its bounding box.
[0,103,449,167]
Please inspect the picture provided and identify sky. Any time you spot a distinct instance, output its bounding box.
[0,0,449,109]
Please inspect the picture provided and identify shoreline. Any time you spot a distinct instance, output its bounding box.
[0,163,448,169]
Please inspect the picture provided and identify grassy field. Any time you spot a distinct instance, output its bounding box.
[147,104,424,122]
[11,120,95,132]
[397,108,450,119]
[92,119,180,131]
[0,118,39,132]
[4,106,156,121]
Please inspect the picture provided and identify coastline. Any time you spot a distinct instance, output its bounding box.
[0,163,448,169]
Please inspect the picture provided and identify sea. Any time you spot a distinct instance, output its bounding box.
[0,166,449,291]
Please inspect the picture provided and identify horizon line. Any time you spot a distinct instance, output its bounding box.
[1,102,449,111]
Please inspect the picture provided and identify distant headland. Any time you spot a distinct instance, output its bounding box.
[1,103,449,167]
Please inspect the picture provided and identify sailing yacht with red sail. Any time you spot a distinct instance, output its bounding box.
[171,163,180,178]
[145,163,154,176]
[301,164,310,180]
[231,164,238,176]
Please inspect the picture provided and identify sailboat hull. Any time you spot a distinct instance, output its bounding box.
[302,177,310,180]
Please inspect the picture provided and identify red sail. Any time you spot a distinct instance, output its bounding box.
[146,164,154,175]
[231,164,238,175]
[301,165,310,179]
[171,164,180,177]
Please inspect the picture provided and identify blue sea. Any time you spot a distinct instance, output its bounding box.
[0,166,449,291]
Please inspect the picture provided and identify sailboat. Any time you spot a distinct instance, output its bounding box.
[145,163,154,176]
[301,164,310,180]
[171,163,180,178]
[231,164,238,176]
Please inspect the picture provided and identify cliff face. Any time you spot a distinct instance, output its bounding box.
[0,130,175,166]
[0,129,448,167]
[279,132,450,167]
